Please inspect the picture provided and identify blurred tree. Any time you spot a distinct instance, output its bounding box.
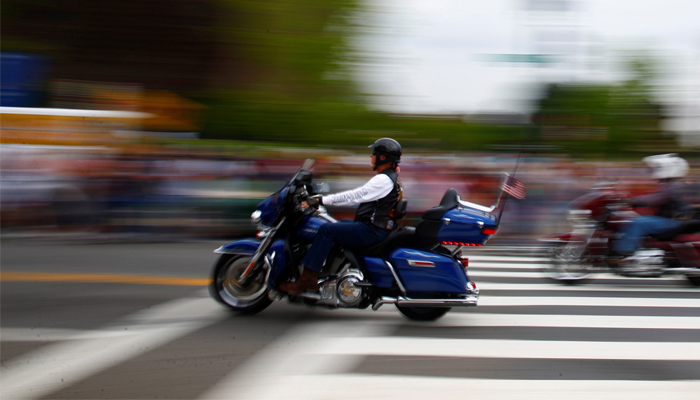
[531,53,675,157]
[200,0,370,142]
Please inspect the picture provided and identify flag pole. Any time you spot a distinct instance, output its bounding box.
[495,148,524,226]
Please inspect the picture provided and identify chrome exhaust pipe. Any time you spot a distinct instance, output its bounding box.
[372,294,478,311]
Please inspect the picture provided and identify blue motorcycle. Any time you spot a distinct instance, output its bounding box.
[210,159,504,321]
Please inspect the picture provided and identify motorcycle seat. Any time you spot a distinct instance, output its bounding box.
[351,226,417,257]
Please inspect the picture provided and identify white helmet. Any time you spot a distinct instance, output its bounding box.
[642,153,689,179]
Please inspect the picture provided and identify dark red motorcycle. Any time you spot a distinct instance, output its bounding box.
[539,186,700,286]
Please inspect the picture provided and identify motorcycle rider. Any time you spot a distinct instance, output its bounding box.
[612,153,691,260]
[279,138,404,293]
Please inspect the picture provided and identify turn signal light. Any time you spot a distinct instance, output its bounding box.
[481,227,497,235]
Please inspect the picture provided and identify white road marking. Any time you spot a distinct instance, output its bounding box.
[476,281,700,292]
[0,292,228,400]
[464,255,548,263]
[0,328,136,342]
[468,269,683,280]
[319,336,700,361]
[430,312,700,329]
[478,296,700,307]
[238,374,700,400]
[466,263,549,270]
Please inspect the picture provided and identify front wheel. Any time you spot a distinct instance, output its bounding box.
[210,254,272,314]
[542,241,594,284]
[396,306,450,321]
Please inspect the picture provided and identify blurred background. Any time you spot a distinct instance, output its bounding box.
[2,0,699,244]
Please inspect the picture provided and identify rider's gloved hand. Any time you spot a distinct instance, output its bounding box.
[306,195,323,208]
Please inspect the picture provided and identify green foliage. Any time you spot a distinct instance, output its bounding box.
[531,53,677,157]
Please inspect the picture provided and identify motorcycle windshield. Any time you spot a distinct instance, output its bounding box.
[257,187,288,227]
[257,159,315,227]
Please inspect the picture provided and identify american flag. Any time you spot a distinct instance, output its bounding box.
[502,175,526,200]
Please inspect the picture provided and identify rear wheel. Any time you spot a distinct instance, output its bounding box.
[543,242,594,284]
[210,254,272,314]
[396,306,450,321]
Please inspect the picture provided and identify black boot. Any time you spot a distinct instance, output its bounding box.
[279,267,319,293]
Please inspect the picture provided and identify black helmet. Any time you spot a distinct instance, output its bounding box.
[369,138,401,169]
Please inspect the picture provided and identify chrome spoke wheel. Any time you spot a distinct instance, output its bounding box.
[211,255,272,313]
[543,242,594,282]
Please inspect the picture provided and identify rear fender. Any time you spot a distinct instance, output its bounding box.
[214,239,261,255]
[538,233,587,244]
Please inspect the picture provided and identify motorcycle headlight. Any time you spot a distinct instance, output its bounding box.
[251,210,262,225]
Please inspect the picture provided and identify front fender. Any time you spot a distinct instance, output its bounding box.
[538,233,587,243]
[214,238,261,255]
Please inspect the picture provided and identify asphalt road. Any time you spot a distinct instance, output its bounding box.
[2,239,700,399]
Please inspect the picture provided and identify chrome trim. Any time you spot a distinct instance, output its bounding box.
[372,296,396,311]
[442,218,451,225]
[384,260,407,295]
[296,292,322,301]
[239,217,285,284]
[408,260,435,268]
[458,198,497,213]
[214,246,256,255]
[262,254,273,283]
[372,294,479,311]
[316,208,337,223]
[397,295,478,307]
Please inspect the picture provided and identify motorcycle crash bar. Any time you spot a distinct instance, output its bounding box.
[371,294,479,311]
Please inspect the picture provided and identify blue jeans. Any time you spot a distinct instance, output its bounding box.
[302,221,389,272]
[613,216,682,255]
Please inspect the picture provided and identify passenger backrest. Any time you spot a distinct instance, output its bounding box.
[395,199,408,220]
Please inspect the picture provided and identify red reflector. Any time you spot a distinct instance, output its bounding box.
[481,228,497,235]
[441,241,483,247]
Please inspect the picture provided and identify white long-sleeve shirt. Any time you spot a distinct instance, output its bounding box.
[322,174,394,207]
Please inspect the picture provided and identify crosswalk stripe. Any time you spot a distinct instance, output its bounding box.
[247,374,700,400]
[476,282,700,292]
[477,296,700,307]
[430,313,700,329]
[466,263,549,270]
[468,269,683,280]
[0,292,227,400]
[0,328,135,342]
[317,337,700,361]
[464,255,548,263]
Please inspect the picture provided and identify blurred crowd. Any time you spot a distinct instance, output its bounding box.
[2,143,698,244]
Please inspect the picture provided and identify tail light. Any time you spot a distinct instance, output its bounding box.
[481,227,497,235]
[459,257,468,268]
